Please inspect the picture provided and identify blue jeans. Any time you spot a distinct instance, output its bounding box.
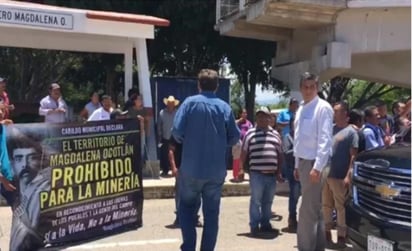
[175,176,201,222]
[285,165,301,220]
[178,174,224,251]
[249,171,277,229]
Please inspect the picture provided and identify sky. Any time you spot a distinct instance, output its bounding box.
[255,85,283,105]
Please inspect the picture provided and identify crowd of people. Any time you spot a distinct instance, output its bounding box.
[162,70,411,251]
[0,71,410,251]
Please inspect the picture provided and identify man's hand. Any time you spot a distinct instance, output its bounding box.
[171,167,178,178]
[0,119,13,125]
[343,175,351,188]
[293,169,299,181]
[309,169,321,183]
[0,176,16,191]
[276,172,284,183]
[56,108,66,113]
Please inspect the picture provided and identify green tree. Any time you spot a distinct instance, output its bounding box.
[319,78,410,109]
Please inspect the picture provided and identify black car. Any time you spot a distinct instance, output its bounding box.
[346,143,411,251]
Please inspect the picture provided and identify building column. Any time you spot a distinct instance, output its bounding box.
[124,44,133,103]
[134,38,157,161]
[134,38,152,109]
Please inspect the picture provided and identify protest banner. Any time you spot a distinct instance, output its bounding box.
[5,119,142,251]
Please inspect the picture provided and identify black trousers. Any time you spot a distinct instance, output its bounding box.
[160,138,171,174]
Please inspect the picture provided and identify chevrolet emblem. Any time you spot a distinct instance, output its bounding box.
[375,184,401,198]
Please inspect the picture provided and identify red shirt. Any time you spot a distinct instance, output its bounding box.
[0,91,10,119]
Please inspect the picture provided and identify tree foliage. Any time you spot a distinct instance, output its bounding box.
[5,0,277,119]
[319,78,410,109]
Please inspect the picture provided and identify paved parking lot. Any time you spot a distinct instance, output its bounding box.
[0,195,353,251]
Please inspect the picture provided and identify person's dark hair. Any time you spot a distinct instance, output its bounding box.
[110,109,128,120]
[375,100,386,108]
[348,109,364,125]
[130,93,142,102]
[333,101,350,114]
[364,106,378,118]
[127,88,139,98]
[6,129,43,160]
[238,108,246,117]
[289,98,298,106]
[198,69,219,91]
[89,91,99,98]
[299,72,319,86]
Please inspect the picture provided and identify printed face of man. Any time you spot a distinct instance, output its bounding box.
[300,79,318,103]
[12,148,41,187]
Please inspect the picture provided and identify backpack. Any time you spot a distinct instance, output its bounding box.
[358,125,380,153]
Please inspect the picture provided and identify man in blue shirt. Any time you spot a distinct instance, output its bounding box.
[277,98,299,137]
[362,106,388,151]
[172,69,240,251]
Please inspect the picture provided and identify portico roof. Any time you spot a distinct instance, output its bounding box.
[0,0,169,53]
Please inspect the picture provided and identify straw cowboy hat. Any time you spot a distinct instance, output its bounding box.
[163,95,180,106]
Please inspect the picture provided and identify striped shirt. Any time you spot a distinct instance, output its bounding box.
[242,127,282,172]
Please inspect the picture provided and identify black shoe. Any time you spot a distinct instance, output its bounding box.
[250,227,259,236]
[288,218,298,231]
[172,219,180,227]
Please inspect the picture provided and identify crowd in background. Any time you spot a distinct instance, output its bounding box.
[0,73,410,251]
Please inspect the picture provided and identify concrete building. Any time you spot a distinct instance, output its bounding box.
[215,0,411,99]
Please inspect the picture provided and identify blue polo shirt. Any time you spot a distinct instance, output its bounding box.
[172,92,240,180]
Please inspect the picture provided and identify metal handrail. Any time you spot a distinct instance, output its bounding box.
[219,0,240,20]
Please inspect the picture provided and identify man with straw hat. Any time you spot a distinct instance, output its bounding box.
[158,95,179,177]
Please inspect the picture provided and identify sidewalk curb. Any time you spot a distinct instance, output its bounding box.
[143,181,289,199]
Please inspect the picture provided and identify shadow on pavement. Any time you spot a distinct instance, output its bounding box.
[165,223,180,229]
[237,229,281,240]
[281,226,297,234]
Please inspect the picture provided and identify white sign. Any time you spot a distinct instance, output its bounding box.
[0,7,73,30]
[368,235,394,251]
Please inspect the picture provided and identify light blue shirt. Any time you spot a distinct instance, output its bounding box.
[363,123,385,151]
[172,92,240,180]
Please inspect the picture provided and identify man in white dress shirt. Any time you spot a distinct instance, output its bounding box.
[87,95,113,121]
[39,83,68,123]
[293,72,333,251]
